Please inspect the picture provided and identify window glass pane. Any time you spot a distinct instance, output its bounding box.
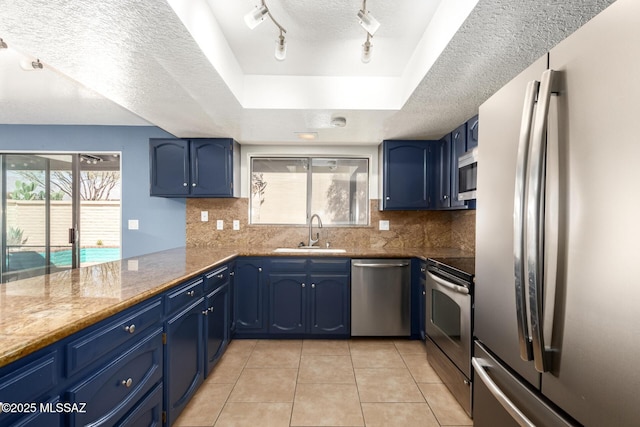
[250,157,369,226]
[311,158,368,225]
[251,158,308,224]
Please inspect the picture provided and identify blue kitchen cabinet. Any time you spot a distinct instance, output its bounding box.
[432,134,452,209]
[466,115,479,150]
[203,265,230,376]
[380,140,435,210]
[268,273,307,334]
[410,259,427,341]
[164,278,205,426]
[266,257,350,337]
[234,258,267,336]
[309,273,350,335]
[450,123,468,209]
[150,138,239,197]
[228,260,236,335]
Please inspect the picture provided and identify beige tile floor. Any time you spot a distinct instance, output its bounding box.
[174,338,474,427]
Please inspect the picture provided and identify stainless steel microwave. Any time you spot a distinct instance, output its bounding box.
[458,147,478,201]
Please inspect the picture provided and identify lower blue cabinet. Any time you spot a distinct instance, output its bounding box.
[234,258,266,336]
[67,328,163,427]
[266,258,350,337]
[117,382,163,427]
[205,282,229,376]
[165,297,205,426]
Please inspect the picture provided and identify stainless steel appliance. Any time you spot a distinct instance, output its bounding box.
[351,259,410,336]
[474,1,640,425]
[457,147,477,201]
[425,257,474,416]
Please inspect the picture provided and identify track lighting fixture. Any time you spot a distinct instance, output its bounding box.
[358,0,379,63]
[0,38,7,50]
[19,58,44,71]
[244,1,288,61]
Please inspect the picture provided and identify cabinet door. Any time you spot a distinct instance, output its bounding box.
[466,115,479,150]
[165,298,205,426]
[419,263,427,341]
[308,274,350,336]
[149,139,190,196]
[205,283,229,376]
[268,273,306,335]
[382,141,430,209]
[234,259,265,333]
[432,135,452,209]
[450,123,468,208]
[190,139,233,196]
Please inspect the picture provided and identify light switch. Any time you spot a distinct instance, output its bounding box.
[233,220,240,230]
[128,219,139,230]
[216,220,224,230]
[379,220,390,231]
[201,211,208,222]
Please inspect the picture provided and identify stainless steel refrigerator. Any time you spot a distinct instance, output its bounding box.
[473,0,640,425]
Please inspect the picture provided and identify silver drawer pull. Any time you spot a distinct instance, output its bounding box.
[208,307,214,313]
[121,378,133,388]
[217,274,224,279]
[186,290,195,297]
[311,284,315,289]
[124,324,135,334]
[202,310,208,316]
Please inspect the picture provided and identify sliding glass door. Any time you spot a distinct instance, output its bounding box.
[1,153,121,283]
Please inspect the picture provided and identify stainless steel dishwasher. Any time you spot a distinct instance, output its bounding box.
[351,259,411,336]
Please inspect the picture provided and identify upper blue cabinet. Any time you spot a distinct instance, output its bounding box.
[150,138,240,197]
[466,115,479,150]
[379,140,436,210]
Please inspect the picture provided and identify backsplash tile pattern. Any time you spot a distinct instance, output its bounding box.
[186,199,475,253]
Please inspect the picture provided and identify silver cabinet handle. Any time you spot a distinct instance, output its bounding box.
[427,272,469,295]
[217,274,224,279]
[311,284,315,289]
[121,378,133,388]
[209,307,214,313]
[183,183,188,187]
[202,310,208,316]
[422,291,426,296]
[301,283,306,288]
[420,267,426,273]
[472,358,535,427]
[230,271,235,276]
[124,324,135,334]
[258,267,262,272]
[186,290,195,297]
[514,79,539,363]
[192,183,196,187]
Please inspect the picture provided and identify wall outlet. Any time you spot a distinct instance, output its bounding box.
[201,211,208,222]
[216,220,224,230]
[128,219,139,230]
[379,220,390,231]
[233,220,240,230]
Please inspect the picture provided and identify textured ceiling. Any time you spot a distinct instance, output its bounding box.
[0,0,616,145]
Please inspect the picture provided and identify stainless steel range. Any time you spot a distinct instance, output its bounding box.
[425,257,474,416]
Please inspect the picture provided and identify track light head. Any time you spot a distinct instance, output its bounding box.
[361,39,372,63]
[244,4,268,29]
[357,9,380,36]
[0,38,7,50]
[275,34,287,61]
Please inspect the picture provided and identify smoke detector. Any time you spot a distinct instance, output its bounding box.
[331,117,347,127]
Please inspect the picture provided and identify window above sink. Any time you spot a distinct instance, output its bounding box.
[250,157,369,226]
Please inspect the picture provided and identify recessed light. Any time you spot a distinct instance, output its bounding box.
[295,132,318,140]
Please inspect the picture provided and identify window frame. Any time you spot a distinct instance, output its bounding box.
[249,156,370,227]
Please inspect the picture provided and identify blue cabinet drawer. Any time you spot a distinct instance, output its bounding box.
[308,258,350,273]
[268,258,307,272]
[166,276,204,315]
[0,351,59,426]
[67,328,163,427]
[204,265,229,294]
[117,382,163,427]
[66,298,162,376]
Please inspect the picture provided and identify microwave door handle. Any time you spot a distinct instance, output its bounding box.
[472,357,536,427]
[426,272,469,295]
[514,79,539,362]
[527,69,558,373]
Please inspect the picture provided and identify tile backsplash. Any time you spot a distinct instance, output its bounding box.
[186,199,475,253]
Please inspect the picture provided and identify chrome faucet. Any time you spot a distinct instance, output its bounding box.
[308,214,323,247]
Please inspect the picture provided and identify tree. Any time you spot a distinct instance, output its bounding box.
[15,171,120,201]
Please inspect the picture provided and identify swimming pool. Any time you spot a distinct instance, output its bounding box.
[49,247,120,266]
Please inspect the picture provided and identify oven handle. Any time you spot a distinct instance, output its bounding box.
[472,357,535,427]
[427,272,469,295]
[352,262,409,268]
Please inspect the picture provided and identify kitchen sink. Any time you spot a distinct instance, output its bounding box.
[273,247,347,254]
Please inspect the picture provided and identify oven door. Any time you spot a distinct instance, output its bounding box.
[426,270,471,377]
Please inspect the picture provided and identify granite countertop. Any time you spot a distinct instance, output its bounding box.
[0,246,472,368]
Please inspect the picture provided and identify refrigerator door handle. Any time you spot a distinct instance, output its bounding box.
[513,79,539,362]
[526,69,558,373]
[472,357,536,427]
